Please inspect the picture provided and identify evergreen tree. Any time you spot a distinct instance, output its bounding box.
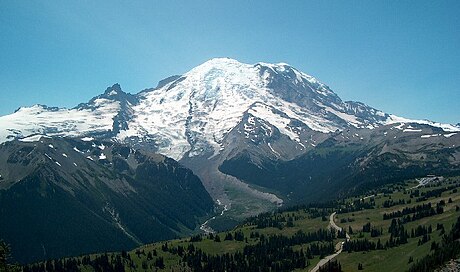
[0,240,19,272]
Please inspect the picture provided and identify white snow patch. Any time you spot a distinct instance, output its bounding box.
[249,104,299,142]
[55,161,61,166]
[0,102,119,143]
[62,153,68,157]
[376,111,386,117]
[248,116,255,125]
[73,147,84,154]
[421,134,441,138]
[99,153,107,160]
[322,104,361,127]
[48,144,54,149]
[268,143,281,157]
[444,133,457,138]
[403,129,422,132]
[298,141,306,149]
[386,115,460,132]
[393,123,405,130]
[18,134,50,142]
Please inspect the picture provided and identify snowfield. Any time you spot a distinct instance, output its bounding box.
[0,58,458,161]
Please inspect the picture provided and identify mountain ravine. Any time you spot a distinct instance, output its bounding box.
[0,136,214,264]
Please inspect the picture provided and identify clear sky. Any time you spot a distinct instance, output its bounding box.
[0,1,459,124]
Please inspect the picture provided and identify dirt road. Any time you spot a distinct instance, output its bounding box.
[310,212,349,272]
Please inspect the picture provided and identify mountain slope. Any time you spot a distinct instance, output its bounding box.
[22,176,460,272]
[0,58,459,222]
[0,136,213,264]
[1,58,457,160]
[220,122,460,202]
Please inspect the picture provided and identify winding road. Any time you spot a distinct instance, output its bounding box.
[310,212,350,272]
[328,212,351,241]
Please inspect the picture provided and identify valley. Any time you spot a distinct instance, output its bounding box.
[20,175,460,271]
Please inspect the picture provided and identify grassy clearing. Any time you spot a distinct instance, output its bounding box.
[334,177,460,272]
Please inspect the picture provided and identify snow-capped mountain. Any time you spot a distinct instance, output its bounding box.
[1,58,457,161]
[0,84,128,143]
[122,58,384,160]
[3,58,459,264]
[117,58,459,161]
[1,58,459,214]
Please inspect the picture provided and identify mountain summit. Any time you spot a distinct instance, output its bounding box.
[1,58,457,160]
[0,58,460,262]
[121,57,390,160]
[0,58,459,221]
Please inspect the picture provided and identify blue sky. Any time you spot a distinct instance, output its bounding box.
[0,1,459,123]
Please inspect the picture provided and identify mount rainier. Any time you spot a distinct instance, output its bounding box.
[1,58,457,158]
[1,58,459,221]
